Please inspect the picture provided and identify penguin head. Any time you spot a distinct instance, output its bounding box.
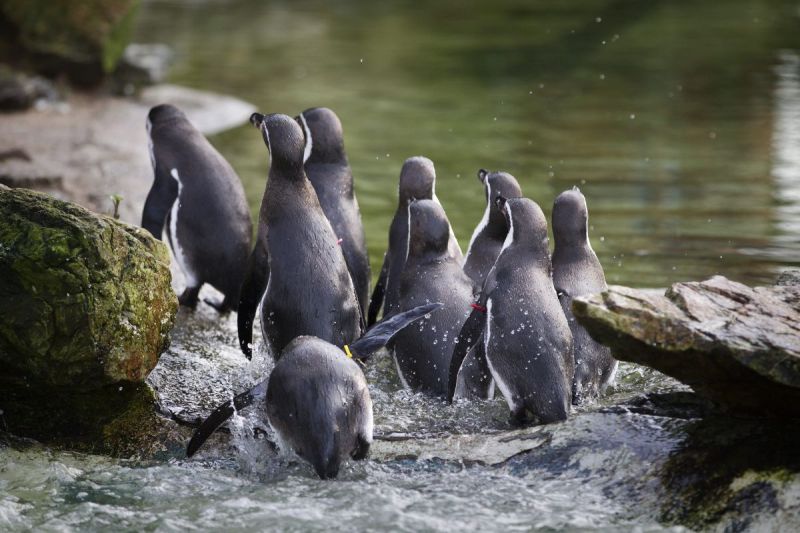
[251,112,306,173]
[408,199,450,259]
[147,104,186,126]
[499,197,550,257]
[479,169,523,230]
[297,107,346,165]
[398,156,436,205]
[552,187,589,246]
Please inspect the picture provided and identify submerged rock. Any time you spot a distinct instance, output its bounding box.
[572,272,800,416]
[112,43,173,94]
[0,66,60,112]
[0,186,178,454]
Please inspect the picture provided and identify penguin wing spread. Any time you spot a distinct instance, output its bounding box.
[141,161,178,239]
[447,301,488,402]
[186,379,268,458]
[237,234,270,359]
[351,302,442,359]
[367,252,390,327]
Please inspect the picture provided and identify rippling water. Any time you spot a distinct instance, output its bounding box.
[3,0,800,530]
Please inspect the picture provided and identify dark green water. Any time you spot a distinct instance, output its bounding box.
[135,0,800,288]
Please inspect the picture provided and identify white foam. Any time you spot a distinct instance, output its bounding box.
[393,350,412,390]
[483,299,518,411]
[362,394,374,444]
[169,169,198,287]
[299,112,313,164]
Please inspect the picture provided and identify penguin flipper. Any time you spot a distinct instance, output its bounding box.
[237,236,270,359]
[447,303,488,403]
[141,163,178,239]
[350,302,442,360]
[555,287,572,307]
[186,380,268,458]
[367,252,389,327]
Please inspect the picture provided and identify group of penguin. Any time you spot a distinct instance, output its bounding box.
[142,104,617,479]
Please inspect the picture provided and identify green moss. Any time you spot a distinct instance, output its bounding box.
[0,187,176,387]
[0,188,178,451]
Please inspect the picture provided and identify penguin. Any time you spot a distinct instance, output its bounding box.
[142,104,252,311]
[237,113,362,359]
[390,199,488,397]
[551,187,617,403]
[186,303,441,479]
[462,169,523,286]
[367,156,462,326]
[449,197,574,425]
[298,107,371,317]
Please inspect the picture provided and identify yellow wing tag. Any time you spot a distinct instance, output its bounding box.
[343,345,353,358]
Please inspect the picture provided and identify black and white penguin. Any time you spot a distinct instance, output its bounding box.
[462,169,523,286]
[187,303,441,479]
[449,197,574,425]
[390,199,483,397]
[142,104,252,311]
[237,113,362,359]
[367,156,462,326]
[551,187,616,403]
[298,107,371,317]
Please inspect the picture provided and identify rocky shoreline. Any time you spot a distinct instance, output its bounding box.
[0,84,255,224]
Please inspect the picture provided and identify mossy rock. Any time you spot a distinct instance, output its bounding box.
[0,187,178,452]
[0,0,139,84]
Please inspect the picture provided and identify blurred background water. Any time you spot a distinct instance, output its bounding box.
[3,1,800,530]
[135,0,800,288]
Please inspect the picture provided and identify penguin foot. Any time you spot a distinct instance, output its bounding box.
[203,297,232,314]
[178,286,200,308]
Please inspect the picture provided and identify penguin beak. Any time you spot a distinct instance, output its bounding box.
[477,168,488,184]
[249,112,265,128]
[495,194,508,213]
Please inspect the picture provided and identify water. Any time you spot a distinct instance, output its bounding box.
[136,0,800,287]
[3,0,800,530]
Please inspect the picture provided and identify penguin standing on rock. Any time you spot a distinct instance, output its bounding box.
[237,113,362,359]
[187,303,441,479]
[551,187,617,403]
[391,199,474,397]
[142,104,252,311]
[449,197,574,425]
[298,107,371,317]
[367,156,462,326]
[463,169,523,287]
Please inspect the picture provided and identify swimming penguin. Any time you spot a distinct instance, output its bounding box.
[463,169,523,286]
[390,199,486,397]
[187,303,441,479]
[449,197,574,425]
[237,113,362,359]
[367,156,462,326]
[298,107,371,317]
[551,187,616,403]
[142,104,252,311]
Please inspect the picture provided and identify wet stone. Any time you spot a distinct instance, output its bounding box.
[572,271,800,416]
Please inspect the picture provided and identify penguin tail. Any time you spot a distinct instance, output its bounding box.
[186,379,268,458]
[349,302,442,360]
